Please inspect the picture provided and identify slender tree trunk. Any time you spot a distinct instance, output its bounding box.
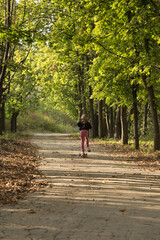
[103,117,107,138]
[78,80,82,119]
[143,102,148,135]
[142,75,160,151]
[89,86,96,138]
[127,108,133,136]
[120,106,128,144]
[11,111,19,133]
[98,99,104,138]
[105,105,109,134]
[0,1,12,135]
[2,101,5,132]
[80,55,86,114]
[104,105,115,138]
[132,83,139,149]
[82,82,86,114]
[103,100,107,138]
[94,110,99,138]
[78,102,82,119]
[0,42,10,135]
[0,102,3,135]
[115,106,121,139]
[110,107,114,138]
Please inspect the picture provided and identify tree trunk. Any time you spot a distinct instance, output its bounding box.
[78,80,82,119]
[132,83,139,150]
[2,101,5,132]
[142,75,160,151]
[98,99,104,138]
[82,82,86,114]
[11,111,19,133]
[0,103,3,135]
[110,107,114,138]
[94,110,99,138]
[103,116,107,138]
[148,85,160,151]
[103,100,107,138]
[115,106,121,139]
[0,1,12,135]
[78,102,82,119]
[0,41,10,135]
[105,105,110,136]
[89,86,96,138]
[105,105,115,138]
[120,106,128,145]
[143,102,148,135]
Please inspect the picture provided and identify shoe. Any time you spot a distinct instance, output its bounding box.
[79,153,87,158]
[79,153,85,157]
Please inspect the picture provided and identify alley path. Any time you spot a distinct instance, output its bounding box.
[0,133,160,240]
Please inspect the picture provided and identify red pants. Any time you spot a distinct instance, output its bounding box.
[80,130,89,153]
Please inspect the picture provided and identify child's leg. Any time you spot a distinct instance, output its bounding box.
[80,131,85,153]
[85,131,89,148]
[84,131,91,151]
[81,136,85,153]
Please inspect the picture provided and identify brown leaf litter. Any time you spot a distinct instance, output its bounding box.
[0,138,47,206]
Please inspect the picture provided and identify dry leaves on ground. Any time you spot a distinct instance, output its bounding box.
[0,138,47,206]
[94,139,160,169]
[102,142,160,170]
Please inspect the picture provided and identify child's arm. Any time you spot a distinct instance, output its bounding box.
[77,121,82,127]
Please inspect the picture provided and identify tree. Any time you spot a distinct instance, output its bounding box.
[0,0,54,134]
[8,0,158,151]
[84,0,160,150]
[6,53,40,132]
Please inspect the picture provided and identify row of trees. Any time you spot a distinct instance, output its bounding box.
[46,0,160,151]
[0,0,160,151]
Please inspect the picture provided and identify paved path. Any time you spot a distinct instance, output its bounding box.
[0,133,160,240]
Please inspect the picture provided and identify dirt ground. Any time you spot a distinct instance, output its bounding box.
[0,133,160,240]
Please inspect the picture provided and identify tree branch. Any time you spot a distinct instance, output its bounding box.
[91,36,126,59]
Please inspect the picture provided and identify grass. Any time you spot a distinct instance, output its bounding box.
[0,131,30,141]
[95,137,155,153]
[17,109,77,134]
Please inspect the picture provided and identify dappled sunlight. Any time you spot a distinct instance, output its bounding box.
[32,135,160,218]
[34,170,160,208]
[1,134,160,240]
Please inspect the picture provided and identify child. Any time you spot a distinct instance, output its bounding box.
[77,114,92,157]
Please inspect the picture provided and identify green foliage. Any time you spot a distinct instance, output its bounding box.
[0,0,160,151]
[98,137,154,153]
[17,107,77,133]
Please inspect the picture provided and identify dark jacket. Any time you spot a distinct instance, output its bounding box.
[77,121,92,131]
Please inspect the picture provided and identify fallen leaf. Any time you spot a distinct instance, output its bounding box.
[0,138,47,206]
[120,208,126,214]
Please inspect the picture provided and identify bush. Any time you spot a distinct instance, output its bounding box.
[17,109,77,133]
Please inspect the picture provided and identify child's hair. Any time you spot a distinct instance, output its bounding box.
[81,114,87,123]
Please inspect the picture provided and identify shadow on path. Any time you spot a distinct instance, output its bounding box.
[0,134,160,240]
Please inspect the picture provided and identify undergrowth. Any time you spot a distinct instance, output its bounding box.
[17,109,77,133]
[95,138,155,153]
